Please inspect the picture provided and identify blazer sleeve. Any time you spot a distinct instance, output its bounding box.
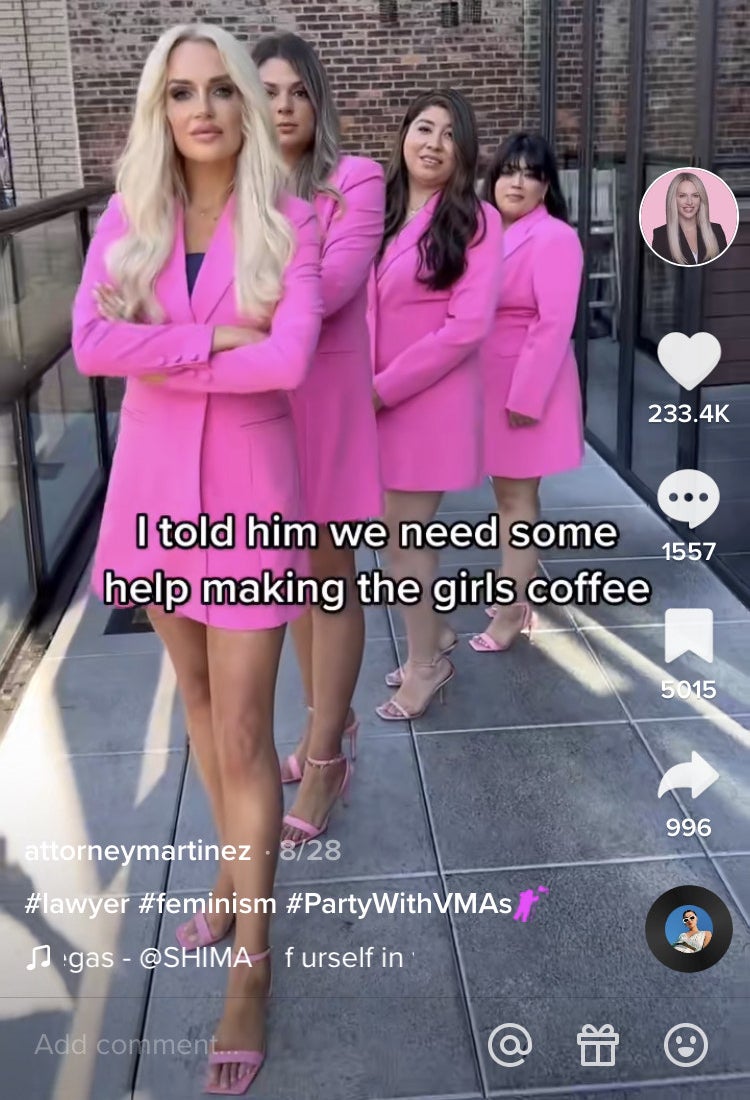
[72,196,215,378]
[320,159,385,319]
[152,205,323,395]
[651,225,670,261]
[373,208,504,408]
[505,226,583,420]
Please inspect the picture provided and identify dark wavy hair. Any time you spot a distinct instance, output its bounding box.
[251,33,341,204]
[481,132,568,222]
[381,89,486,291]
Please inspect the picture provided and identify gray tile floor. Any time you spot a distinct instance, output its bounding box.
[1,453,749,1099]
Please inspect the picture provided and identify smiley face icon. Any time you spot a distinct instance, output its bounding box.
[663,1023,708,1068]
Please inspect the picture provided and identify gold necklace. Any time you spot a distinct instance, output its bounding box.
[406,195,432,221]
[191,183,234,220]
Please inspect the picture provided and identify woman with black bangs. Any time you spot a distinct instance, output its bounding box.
[369,89,504,720]
[470,132,584,655]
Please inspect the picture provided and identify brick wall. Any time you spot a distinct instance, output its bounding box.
[64,0,542,185]
[715,0,750,167]
[0,0,82,202]
[643,0,699,156]
[1,1,747,199]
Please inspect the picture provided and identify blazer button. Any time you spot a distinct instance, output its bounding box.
[173,355,183,365]
[190,353,200,362]
[156,356,166,367]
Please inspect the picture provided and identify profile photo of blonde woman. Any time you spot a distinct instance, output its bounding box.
[647,171,729,265]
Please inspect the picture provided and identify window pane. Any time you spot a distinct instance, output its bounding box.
[0,406,33,664]
[29,351,102,568]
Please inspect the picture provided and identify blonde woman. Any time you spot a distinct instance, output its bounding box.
[651,172,728,265]
[72,24,322,1096]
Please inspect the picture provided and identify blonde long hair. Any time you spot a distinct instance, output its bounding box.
[107,23,294,320]
[665,173,720,264]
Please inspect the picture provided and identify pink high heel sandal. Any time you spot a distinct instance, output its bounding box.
[281,754,352,847]
[470,603,535,652]
[280,708,358,784]
[384,636,458,688]
[204,947,271,1095]
[176,910,234,950]
[376,658,455,721]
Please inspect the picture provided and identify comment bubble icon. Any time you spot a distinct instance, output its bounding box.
[657,470,720,529]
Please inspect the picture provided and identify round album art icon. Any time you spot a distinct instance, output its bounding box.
[645,886,733,972]
[639,167,739,268]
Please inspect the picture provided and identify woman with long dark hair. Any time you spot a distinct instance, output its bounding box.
[371,89,503,718]
[251,34,384,845]
[471,132,584,653]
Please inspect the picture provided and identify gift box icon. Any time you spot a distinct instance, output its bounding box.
[577,1023,619,1066]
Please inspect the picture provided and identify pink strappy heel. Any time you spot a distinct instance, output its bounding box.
[470,603,535,652]
[280,709,358,784]
[376,658,455,721]
[281,754,352,847]
[384,636,458,688]
[176,910,234,950]
[204,948,271,1095]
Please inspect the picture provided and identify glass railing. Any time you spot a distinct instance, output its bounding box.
[0,184,114,672]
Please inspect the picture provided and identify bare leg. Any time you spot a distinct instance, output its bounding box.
[485,475,541,646]
[282,546,356,783]
[282,536,362,843]
[205,624,285,1093]
[379,490,453,715]
[146,609,233,942]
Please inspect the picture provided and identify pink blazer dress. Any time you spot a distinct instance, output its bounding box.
[290,155,385,523]
[371,195,504,491]
[72,192,323,630]
[481,203,584,478]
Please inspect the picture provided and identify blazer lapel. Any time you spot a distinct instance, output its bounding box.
[678,225,700,264]
[154,201,192,321]
[188,194,236,323]
[503,204,549,259]
[377,192,441,281]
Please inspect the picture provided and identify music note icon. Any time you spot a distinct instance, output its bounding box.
[27,945,51,971]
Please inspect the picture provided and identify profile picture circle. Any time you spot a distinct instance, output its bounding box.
[639,167,738,267]
[645,886,732,972]
[666,905,713,954]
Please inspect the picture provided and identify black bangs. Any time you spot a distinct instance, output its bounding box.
[481,131,569,223]
[499,157,546,180]
[499,136,549,178]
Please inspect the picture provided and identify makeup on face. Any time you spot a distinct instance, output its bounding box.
[166,40,243,162]
[258,57,316,158]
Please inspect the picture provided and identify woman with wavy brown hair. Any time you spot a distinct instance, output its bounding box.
[370,89,504,720]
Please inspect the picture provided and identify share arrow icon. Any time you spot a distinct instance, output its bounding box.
[658,752,720,799]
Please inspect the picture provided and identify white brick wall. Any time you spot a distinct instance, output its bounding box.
[0,0,82,203]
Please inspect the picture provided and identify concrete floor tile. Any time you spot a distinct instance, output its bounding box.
[0,902,161,1100]
[582,624,750,720]
[450,859,750,1093]
[634,717,750,856]
[275,636,409,741]
[166,736,437,893]
[418,725,702,871]
[411,629,625,733]
[3,649,185,756]
[137,877,480,1099]
[0,747,185,900]
[545,558,749,630]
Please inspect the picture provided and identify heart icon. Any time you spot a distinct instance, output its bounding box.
[657,332,722,391]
